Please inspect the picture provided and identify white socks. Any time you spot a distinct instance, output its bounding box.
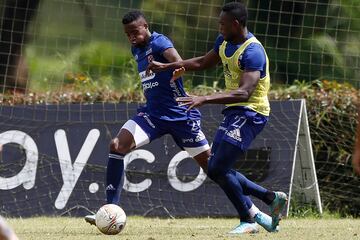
[248,204,260,218]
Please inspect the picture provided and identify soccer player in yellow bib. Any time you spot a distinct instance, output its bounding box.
[148,2,288,234]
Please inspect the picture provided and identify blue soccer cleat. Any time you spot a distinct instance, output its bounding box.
[269,191,288,228]
[228,222,259,234]
[254,211,278,232]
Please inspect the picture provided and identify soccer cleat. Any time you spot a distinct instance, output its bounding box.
[269,191,288,228]
[254,211,278,232]
[84,214,96,226]
[228,222,259,234]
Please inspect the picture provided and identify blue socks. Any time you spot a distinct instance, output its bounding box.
[106,151,125,204]
[232,170,268,200]
[208,140,273,221]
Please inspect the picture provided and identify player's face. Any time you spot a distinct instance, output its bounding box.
[219,11,238,42]
[123,18,149,47]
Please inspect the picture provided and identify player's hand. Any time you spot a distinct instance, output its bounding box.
[171,67,186,81]
[147,60,167,74]
[176,96,207,112]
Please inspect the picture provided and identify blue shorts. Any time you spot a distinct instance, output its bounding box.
[213,107,268,152]
[122,109,210,157]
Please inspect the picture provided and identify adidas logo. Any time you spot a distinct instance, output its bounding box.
[226,129,242,142]
[195,132,206,142]
[106,184,116,191]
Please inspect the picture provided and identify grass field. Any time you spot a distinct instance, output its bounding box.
[6,216,360,240]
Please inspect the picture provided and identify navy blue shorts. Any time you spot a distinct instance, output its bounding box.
[212,107,268,152]
[122,109,210,157]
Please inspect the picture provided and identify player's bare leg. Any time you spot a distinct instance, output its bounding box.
[193,149,211,172]
[110,128,136,154]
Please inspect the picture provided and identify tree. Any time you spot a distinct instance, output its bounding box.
[0,0,40,93]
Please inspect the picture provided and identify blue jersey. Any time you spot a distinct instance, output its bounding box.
[131,32,201,121]
[213,32,267,79]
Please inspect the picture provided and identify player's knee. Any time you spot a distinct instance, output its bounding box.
[110,138,131,155]
[193,153,209,173]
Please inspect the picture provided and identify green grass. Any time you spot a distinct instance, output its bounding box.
[6,217,360,240]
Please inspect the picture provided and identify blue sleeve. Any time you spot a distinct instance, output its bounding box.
[153,35,174,55]
[213,35,224,54]
[239,43,266,72]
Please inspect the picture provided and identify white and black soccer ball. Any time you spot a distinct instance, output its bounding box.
[95,204,126,235]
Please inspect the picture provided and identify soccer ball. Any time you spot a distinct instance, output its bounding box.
[95,204,126,235]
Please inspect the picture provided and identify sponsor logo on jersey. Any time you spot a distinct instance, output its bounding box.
[139,70,156,82]
[142,81,159,91]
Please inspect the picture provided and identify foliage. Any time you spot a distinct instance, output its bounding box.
[19,0,360,89]
[247,0,360,86]
[26,41,142,101]
[271,80,359,217]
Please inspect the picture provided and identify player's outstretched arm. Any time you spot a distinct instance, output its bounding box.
[162,47,183,63]
[147,49,221,73]
[353,108,360,175]
[177,71,260,111]
[160,47,186,80]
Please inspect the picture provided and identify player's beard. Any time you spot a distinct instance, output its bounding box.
[223,32,236,42]
[133,40,147,48]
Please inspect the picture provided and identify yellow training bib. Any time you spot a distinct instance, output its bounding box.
[219,36,270,116]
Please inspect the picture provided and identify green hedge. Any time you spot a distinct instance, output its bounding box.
[270,80,359,216]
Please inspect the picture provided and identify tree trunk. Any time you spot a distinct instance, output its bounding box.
[0,0,40,93]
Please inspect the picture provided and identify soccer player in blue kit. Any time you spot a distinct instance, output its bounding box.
[84,10,212,225]
[148,2,288,234]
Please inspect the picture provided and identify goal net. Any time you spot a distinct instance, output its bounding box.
[0,0,358,217]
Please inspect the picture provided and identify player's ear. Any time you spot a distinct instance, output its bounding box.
[233,19,240,28]
[144,22,149,30]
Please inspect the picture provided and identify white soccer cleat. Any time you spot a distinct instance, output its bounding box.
[228,222,259,234]
[254,211,278,232]
[84,214,96,226]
